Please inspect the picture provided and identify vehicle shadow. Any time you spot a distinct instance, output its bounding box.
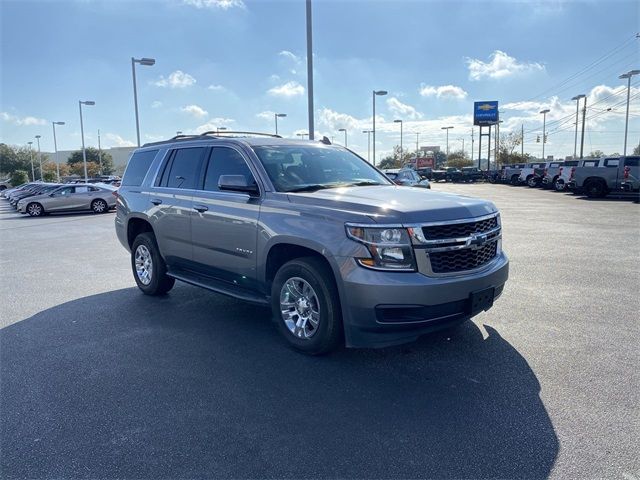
[1,286,558,479]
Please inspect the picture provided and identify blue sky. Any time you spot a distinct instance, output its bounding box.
[1,0,639,161]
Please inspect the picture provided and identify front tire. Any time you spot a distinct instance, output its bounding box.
[131,232,175,295]
[271,257,343,355]
[27,202,44,217]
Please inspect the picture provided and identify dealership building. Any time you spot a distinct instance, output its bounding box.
[41,146,136,175]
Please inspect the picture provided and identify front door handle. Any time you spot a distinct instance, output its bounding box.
[150,198,162,205]
[194,204,208,213]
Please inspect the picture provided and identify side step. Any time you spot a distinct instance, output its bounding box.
[167,268,269,305]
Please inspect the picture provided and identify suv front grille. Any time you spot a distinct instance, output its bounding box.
[429,241,498,274]
[422,216,498,240]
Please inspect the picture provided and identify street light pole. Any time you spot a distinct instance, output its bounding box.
[338,128,347,147]
[305,0,315,140]
[619,70,640,156]
[362,130,372,163]
[393,119,403,161]
[579,99,587,159]
[98,129,103,174]
[441,126,453,159]
[79,100,95,183]
[131,57,156,147]
[571,95,585,159]
[275,113,287,136]
[35,135,42,179]
[52,121,65,182]
[539,109,550,160]
[372,90,387,167]
[27,142,34,181]
[415,132,420,155]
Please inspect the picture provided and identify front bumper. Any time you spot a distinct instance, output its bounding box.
[335,252,509,348]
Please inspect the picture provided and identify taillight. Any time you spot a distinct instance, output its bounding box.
[559,167,563,176]
[544,168,548,176]
[623,166,630,179]
[570,167,576,180]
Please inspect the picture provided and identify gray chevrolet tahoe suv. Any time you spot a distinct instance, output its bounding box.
[115,132,509,354]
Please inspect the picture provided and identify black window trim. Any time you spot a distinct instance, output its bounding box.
[154,146,207,190]
[122,148,159,187]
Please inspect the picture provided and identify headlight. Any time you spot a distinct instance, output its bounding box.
[346,225,416,271]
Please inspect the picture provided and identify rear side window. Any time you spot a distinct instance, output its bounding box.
[604,159,619,167]
[583,160,599,167]
[202,147,255,192]
[160,147,205,189]
[122,150,158,186]
[624,157,639,167]
[564,161,578,166]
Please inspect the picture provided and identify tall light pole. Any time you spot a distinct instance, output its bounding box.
[619,69,640,156]
[415,132,420,155]
[362,130,373,163]
[372,90,387,166]
[131,57,156,147]
[79,100,95,182]
[571,95,585,159]
[52,121,65,182]
[393,119,403,161]
[296,132,308,139]
[305,0,314,140]
[275,113,287,136]
[27,142,35,181]
[539,109,550,160]
[35,135,42,180]
[441,126,453,158]
[579,98,587,159]
[338,128,347,147]
[97,129,103,174]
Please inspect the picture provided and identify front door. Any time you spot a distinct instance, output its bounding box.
[190,146,261,291]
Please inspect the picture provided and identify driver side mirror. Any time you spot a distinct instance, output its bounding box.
[218,175,259,195]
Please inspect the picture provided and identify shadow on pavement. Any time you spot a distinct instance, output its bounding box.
[1,286,558,479]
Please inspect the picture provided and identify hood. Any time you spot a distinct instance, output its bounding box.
[287,185,497,224]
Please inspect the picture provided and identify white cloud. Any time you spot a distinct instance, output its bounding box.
[466,50,545,80]
[419,84,468,100]
[269,74,281,82]
[154,70,196,88]
[386,97,423,120]
[279,50,301,64]
[267,81,305,98]
[181,104,209,118]
[182,0,245,10]
[194,118,236,134]
[103,133,136,148]
[1,112,47,126]
[256,111,276,121]
[151,101,163,109]
[207,84,226,92]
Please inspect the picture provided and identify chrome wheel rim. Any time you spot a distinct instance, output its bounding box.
[93,200,106,212]
[280,277,320,339]
[134,245,153,285]
[28,204,41,216]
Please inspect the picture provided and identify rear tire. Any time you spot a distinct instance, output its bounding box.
[271,257,343,355]
[91,199,108,214]
[131,232,175,295]
[584,179,607,198]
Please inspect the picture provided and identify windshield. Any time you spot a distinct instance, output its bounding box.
[252,145,390,193]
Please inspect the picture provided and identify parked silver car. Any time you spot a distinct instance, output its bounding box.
[17,183,117,216]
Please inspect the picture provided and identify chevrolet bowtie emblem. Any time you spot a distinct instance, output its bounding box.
[478,104,496,111]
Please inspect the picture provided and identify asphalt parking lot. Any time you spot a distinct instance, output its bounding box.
[1,184,638,479]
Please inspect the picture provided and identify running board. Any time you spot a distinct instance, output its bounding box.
[167,268,269,305]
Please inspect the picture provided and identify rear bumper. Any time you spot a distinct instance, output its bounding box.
[336,253,509,348]
[620,181,638,192]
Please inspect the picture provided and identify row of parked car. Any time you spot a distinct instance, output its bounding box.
[495,156,640,198]
[1,181,118,216]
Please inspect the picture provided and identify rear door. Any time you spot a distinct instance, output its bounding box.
[148,146,206,266]
[623,156,639,187]
[46,186,75,211]
[603,158,621,187]
[190,145,261,290]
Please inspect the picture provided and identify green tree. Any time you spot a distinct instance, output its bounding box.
[589,150,606,158]
[69,161,102,178]
[10,170,29,186]
[379,145,414,169]
[446,150,473,168]
[67,147,114,175]
[0,144,38,179]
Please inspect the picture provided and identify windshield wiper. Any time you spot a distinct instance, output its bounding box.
[286,184,335,193]
[344,181,383,187]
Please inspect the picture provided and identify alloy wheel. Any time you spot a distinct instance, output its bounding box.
[279,277,320,339]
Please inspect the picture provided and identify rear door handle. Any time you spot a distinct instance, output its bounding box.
[194,204,208,213]
[150,198,162,205]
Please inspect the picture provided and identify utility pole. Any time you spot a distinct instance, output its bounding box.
[579,98,587,159]
[571,95,585,158]
[98,129,103,174]
[471,128,474,161]
[305,0,315,140]
[619,70,640,156]
[415,132,419,155]
[540,109,550,160]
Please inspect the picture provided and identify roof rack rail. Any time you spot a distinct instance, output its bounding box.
[171,134,200,140]
[198,131,282,138]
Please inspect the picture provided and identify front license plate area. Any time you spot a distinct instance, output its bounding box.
[469,287,495,315]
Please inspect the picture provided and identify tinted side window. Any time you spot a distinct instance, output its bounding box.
[604,159,619,167]
[623,157,639,167]
[75,186,89,193]
[122,150,158,186]
[203,147,255,192]
[163,147,205,189]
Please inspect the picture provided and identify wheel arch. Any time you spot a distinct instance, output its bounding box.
[126,216,155,249]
